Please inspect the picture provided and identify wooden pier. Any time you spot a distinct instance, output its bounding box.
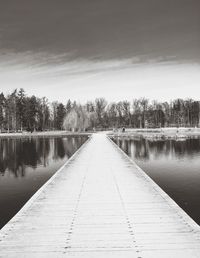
[0,133,200,257]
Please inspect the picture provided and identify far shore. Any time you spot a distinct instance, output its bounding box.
[108,127,200,140]
[0,130,91,138]
[1,127,200,140]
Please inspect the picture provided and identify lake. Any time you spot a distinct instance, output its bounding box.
[0,135,88,229]
[112,136,200,225]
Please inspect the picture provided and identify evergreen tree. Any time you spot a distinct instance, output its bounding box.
[56,103,66,130]
[0,93,5,132]
[17,88,26,131]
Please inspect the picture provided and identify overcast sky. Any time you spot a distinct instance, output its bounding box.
[0,0,200,102]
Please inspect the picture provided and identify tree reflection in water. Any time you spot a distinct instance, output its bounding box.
[113,137,200,161]
[0,136,87,177]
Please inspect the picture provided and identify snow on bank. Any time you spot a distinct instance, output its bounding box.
[109,127,200,140]
[0,131,91,138]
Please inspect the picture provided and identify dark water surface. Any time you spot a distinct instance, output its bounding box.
[0,136,88,229]
[112,137,200,225]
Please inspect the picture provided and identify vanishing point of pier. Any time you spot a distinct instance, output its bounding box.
[0,134,200,257]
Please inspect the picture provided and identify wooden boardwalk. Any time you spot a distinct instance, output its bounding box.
[0,133,200,257]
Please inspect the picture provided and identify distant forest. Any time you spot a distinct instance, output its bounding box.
[0,89,200,132]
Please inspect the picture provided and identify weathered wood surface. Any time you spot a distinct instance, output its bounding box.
[0,133,200,257]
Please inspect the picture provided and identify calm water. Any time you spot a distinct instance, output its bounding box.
[0,136,88,229]
[112,137,200,225]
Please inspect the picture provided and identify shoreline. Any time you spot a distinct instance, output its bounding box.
[0,130,91,138]
[1,127,200,140]
[108,127,200,140]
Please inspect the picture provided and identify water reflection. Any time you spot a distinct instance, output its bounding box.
[112,137,200,225]
[114,137,200,161]
[0,136,87,177]
[0,136,88,228]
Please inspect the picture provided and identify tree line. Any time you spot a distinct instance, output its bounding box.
[0,89,200,132]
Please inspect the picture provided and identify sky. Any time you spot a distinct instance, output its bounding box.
[0,0,200,103]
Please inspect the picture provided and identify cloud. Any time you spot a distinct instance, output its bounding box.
[0,52,199,103]
[0,0,199,62]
